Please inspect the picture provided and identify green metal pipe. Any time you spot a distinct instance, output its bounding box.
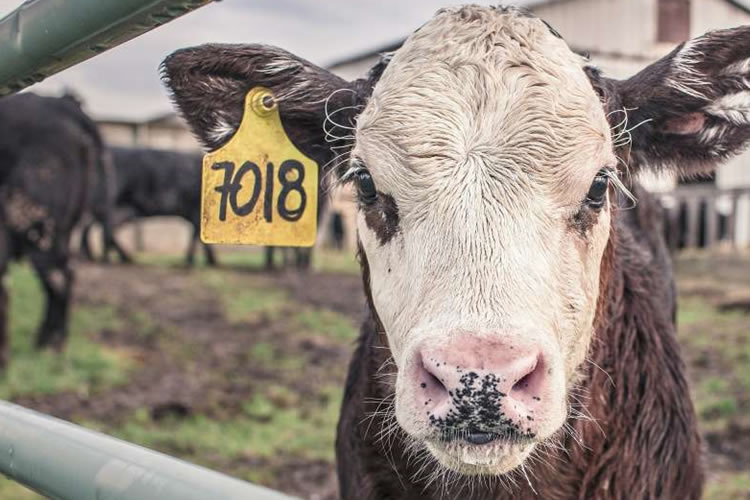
[0,0,214,96]
[0,401,296,500]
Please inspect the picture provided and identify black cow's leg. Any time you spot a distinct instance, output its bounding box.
[0,232,9,369]
[203,243,217,267]
[108,210,134,264]
[109,235,133,264]
[100,225,112,263]
[30,250,73,350]
[104,223,132,264]
[185,222,198,267]
[264,246,275,271]
[0,272,8,370]
[294,248,312,271]
[80,221,95,261]
[302,248,313,271]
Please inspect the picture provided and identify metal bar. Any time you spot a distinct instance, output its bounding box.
[0,0,214,95]
[0,401,296,500]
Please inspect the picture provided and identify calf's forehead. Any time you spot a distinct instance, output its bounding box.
[354,6,612,199]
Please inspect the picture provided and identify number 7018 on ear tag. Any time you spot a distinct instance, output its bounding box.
[200,87,318,246]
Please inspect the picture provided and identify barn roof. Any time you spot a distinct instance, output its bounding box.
[327,0,750,71]
[326,0,556,70]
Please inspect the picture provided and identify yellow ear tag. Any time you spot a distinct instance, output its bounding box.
[201,87,318,246]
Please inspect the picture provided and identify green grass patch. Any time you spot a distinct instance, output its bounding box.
[139,247,359,275]
[0,478,42,500]
[294,308,357,341]
[223,287,287,324]
[212,251,266,270]
[127,309,162,342]
[201,270,288,324]
[0,263,131,399]
[704,472,750,500]
[250,341,275,362]
[673,254,750,498]
[313,249,360,275]
[87,385,342,469]
[139,249,270,271]
[677,298,718,328]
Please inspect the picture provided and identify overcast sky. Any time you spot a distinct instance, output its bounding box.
[0,0,533,121]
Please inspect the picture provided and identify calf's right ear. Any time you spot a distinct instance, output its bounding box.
[161,44,369,169]
[591,26,750,175]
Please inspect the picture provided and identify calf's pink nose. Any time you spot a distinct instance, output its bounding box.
[413,335,549,435]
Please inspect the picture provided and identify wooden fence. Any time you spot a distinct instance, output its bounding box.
[661,186,750,250]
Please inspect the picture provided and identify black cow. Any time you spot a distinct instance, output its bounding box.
[80,147,217,266]
[0,93,102,367]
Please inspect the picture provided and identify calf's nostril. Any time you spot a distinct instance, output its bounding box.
[512,371,533,392]
[511,355,542,395]
[423,363,447,393]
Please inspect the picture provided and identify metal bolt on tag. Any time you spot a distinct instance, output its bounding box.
[200,87,318,246]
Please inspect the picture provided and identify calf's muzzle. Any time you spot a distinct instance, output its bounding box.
[410,334,554,444]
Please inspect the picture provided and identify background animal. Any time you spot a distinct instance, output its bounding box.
[162,5,750,499]
[80,146,217,267]
[0,93,102,367]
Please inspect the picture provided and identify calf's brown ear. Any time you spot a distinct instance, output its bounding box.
[160,44,374,170]
[591,26,750,175]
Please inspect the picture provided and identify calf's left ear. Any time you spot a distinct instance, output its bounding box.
[161,44,372,170]
[594,26,750,174]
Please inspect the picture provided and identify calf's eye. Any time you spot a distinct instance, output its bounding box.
[357,170,378,205]
[585,169,610,208]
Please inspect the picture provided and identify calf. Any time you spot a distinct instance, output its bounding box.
[162,6,750,498]
[81,146,217,266]
[0,93,100,367]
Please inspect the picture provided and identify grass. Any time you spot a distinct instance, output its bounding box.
[0,480,40,500]
[0,263,132,399]
[0,262,136,499]
[137,247,360,275]
[200,268,288,324]
[70,256,351,490]
[313,250,360,275]
[109,386,340,461]
[1,250,747,499]
[705,473,750,500]
[677,300,749,429]
[294,308,357,341]
[673,252,750,499]
[79,385,343,486]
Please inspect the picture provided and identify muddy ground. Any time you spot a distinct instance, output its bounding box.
[4,251,750,499]
[10,257,365,499]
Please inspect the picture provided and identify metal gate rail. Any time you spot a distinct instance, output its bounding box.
[0,401,296,500]
[0,0,213,95]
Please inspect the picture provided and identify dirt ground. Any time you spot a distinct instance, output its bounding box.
[10,257,364,499]
[4,251,750,499]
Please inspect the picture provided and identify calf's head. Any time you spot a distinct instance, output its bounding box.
[163,5,750,476]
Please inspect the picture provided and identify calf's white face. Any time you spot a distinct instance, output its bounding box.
[350,7,614,474]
